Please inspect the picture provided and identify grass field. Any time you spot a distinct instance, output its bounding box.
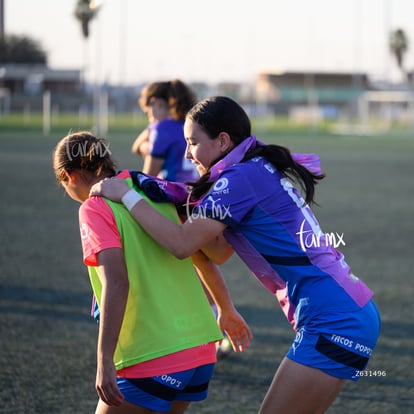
[0,118,413,413]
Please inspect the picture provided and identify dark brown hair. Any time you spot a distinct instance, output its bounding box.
[140,79,196,121]
[53,131,116,183]
[187,96,324,203]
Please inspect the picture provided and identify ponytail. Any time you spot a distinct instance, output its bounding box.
[188,172,215,201]
[185,96,324,204]
[189,144,324,204]
[243,145,324,204]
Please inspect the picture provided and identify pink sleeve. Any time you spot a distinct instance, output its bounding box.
[78,197,122,266]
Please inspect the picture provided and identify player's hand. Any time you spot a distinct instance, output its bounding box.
[90,178,130,202]
[95,362,124,406]
[217,309,252,353]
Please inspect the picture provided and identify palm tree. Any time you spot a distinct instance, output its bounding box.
[389,28,409,80]
[389,28,414,126]
[74,0,100,39]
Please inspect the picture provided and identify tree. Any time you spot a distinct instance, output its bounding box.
[389,28,409,78]
[0,34,47,64]
[74,0,100,39]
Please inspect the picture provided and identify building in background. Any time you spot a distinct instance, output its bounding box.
[0,64,82,111]
[1,63,413,130]
[0,64,81,94]
[255,71,369,121]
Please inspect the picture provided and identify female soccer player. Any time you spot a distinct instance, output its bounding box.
[131,79,198,182]
[91,97,381,414]
[53,131,251,413]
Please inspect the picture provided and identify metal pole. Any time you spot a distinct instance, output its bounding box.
[119,0,127,87]
[384,0,391,81]
[0,0,4,37]
[43,90,51,136]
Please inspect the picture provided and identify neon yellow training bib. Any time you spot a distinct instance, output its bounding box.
[88,177,222,370]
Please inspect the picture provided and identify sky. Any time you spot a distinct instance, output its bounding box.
[5,0,414,86]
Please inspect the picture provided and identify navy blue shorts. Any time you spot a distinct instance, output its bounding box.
[287,299,381,381]
[117,363,215,412]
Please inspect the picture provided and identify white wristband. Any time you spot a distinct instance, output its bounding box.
[121,189,143,211]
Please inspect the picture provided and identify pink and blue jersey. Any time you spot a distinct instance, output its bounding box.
[195,156,373,330]
[149,119,198,182]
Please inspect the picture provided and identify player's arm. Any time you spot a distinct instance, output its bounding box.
[95,248,128,406]
[201,234,234,265]
[142,155,163,177]
[131,128,150,156]
[133,202,224,258]
[191,250,252,352]
[90,178,225,258]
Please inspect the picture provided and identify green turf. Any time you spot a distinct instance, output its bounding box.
[0,123,413,413]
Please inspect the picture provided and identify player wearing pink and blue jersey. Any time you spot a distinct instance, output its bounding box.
[91,96,381,414]
[194,151,379,380]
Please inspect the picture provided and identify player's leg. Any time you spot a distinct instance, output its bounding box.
[95,375,187,414]
[172,363,215,413]
[96,399,191,414]
[168,400,191,414]
[95,398,159,414]
[259,357,345,414]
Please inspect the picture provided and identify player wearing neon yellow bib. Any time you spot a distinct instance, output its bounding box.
[81,171,222,371]
[54,132,252,412]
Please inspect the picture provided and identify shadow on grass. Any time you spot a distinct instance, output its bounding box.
[0,283,92,322]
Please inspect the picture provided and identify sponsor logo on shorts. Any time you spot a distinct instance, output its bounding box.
[330,334,373,356]
[291,327,305,355]
[158,375,182,389]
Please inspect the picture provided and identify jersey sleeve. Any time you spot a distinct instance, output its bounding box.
[195,167,256,227]
[78,197,122,266]
[149,119,181,158]
[150,122,171,158]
